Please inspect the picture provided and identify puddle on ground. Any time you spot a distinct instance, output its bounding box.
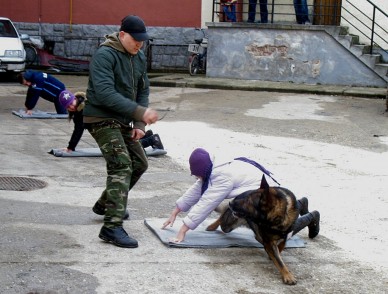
[245,95,347,122]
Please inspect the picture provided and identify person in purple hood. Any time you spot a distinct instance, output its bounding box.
[18,70,67,115]
[162,147,281,242]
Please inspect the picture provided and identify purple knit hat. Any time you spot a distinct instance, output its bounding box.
[189,148,213,194]
[189,148,211,177]
[59,90,75,108]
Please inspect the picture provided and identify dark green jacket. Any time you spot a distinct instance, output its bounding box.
[84,32,150,130]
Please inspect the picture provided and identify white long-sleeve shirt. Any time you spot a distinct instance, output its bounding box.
[176,158,265,230]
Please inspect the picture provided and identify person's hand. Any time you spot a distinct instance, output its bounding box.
[169,224,189,243]
[63,148,72,153]
[142,108,158,125]
[162,214,177,229]
[131,128,145,141]
[25,109,33,115]
[161,207,181,229]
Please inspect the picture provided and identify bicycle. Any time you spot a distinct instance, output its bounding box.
[188,28,208,75]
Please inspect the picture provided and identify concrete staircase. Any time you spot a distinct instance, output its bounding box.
[335,26,388,83]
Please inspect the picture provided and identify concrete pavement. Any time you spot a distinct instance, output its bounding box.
[0,73,388,294]
[148,73,387,99]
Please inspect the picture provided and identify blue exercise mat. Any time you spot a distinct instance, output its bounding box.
[144,218,305,248]
[49,147,167,157]
[12,109,68,119]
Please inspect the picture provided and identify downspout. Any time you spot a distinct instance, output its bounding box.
[69,0,73,32]
[38,0,42,35]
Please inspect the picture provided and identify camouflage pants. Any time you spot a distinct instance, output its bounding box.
[87,120,148,228]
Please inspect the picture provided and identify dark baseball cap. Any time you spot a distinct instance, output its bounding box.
[120,15,150,41]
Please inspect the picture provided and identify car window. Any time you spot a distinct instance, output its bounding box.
[0,20,18,38]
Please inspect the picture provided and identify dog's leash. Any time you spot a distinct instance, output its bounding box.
[234,157,281,186]
[156,107,171,121]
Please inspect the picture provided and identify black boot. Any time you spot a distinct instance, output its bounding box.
[92,201,105,215]
[151,134,164,150]
[144,130,153,138]
[292,210,320,238]
[99,226,138,248]
[297,197,309,216]
[308,211,320,239]
[140,136,154,149]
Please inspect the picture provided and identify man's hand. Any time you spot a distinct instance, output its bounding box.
[131,129,145,141]
[25,109,33,115]
[143,108,158,125]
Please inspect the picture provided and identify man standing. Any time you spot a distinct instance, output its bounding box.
[247,0,268,23]
[83,15,158,248]
[18,70,67,115]
[294,0,311,24]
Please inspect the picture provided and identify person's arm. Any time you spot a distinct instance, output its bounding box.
[162,206,181,229]
[161,180,203,230]
[67,112,84,151]
[181,174,234,234]
[24,86,41,112]
[171,223,190,243]
[133,53,150,131]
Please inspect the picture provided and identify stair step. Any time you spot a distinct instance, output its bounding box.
[361,54,382,67]
[351,44,370,56]
[375,63,388,77]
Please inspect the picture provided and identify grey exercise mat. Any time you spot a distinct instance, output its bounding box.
[49,147,167,157]
[49,148,102,157]
[144,218,305,248]
[12,109,68,119]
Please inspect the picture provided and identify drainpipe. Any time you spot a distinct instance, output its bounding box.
[69,0,73,32]
[38,0,42,35]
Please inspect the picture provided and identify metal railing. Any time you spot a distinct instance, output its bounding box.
[211,0,342,25]
[341,0,387,55]
[212,0,387,57]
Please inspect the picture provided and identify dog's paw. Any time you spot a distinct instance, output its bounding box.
[282,273,297,285]
[205,222,219,231]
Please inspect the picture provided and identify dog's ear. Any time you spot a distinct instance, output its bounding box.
[259,174,269,189]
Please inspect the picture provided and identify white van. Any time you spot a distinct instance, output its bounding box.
[0,17,29,74]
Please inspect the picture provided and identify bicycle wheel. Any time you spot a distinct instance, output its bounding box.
[24,44,37,66]
[189,54,200,76]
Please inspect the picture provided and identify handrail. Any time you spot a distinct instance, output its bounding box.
[341,0,387,55]
[367,0,388,18]
[212,0,387,57]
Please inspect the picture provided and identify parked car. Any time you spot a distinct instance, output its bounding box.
[0,17,29,75]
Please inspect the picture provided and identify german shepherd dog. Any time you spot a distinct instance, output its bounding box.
[206,175,320,285]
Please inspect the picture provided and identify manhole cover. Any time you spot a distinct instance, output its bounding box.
[0,177,48,191]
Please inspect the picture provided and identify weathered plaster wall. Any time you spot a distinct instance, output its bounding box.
[206,23,386,87]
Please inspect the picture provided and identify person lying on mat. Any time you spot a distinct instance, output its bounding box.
[59,90,165,153]
[162,147,318,243]
[17,70,68,115]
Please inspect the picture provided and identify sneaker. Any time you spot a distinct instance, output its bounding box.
[298,197,309,216]
[308,211,320,239]
[99,226,138,248]
[92,201,130,220]
[151,134,164,150]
